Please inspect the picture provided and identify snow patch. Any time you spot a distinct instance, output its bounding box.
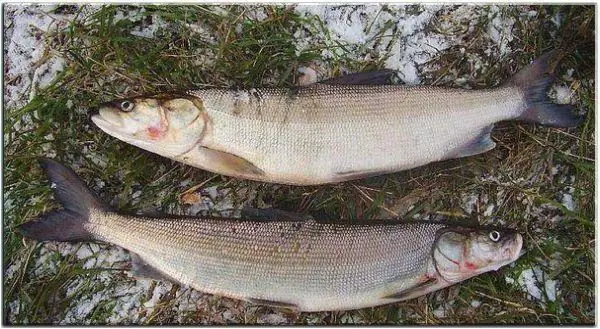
[507,266,559,306]
[550,85,574,104]
[130,14,168,38]
[559,186,576,211]
[294,5,526,85]
[60,292,104,324]
[4,5,71,109]
[184,186,239,218]
[8,300,22,323]
[487,6,515,56]
[143,282,172,308]
[259,313,289,324]
[483,203,495,217]
[294,5,446,84]
[5,258,24,281]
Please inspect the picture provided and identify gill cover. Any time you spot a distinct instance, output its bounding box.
[92,95,207,157]
[432,228,522,283]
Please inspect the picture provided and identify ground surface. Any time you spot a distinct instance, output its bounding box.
[3,4,595,325]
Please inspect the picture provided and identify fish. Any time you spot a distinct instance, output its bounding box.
[91,51,582,185]
[17,158,523,312]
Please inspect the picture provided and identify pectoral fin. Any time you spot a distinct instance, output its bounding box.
[383,277,438,300]
[320,70,397,85]
[180,146,265,178]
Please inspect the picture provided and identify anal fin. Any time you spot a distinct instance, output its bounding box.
[130,253,176,283]
[445,125,496,160]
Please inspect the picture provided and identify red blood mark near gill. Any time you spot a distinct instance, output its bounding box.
[464,261,478,270]
[147,124,167,140]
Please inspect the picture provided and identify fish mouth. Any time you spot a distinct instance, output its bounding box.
[511,233,524,259]
[92,107,125,129]
[503,233,523,261]
[91,107,141,143]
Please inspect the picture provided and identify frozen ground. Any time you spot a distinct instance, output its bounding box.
[3,4,590,324]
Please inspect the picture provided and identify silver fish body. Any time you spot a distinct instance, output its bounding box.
[183,85,521,184]
[19,159,523,312]
[92,51,581,185]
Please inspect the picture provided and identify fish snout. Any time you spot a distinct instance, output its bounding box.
[93,106,126,128]
[504,233,523,261]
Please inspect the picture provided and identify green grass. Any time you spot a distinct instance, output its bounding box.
[3,4,595,324]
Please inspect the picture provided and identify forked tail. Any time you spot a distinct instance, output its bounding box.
[510,50,583,128]
[16,158,107,242]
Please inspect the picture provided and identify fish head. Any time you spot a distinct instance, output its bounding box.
[92,95,207,157]
[432,227,523,283]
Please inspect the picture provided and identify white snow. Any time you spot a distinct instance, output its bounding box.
[4,5,70,109]
[297,66,318,85]
[33,245,59,276]
[551,85,574,104]
[486,6,515,56]
[293,5,527,85]
[143,282,171,308]
[517,267,558,303]
[432,305,447,318]
[483,203,495,217]
[259,313,289,324]
[460,193,479,215]
[185,186,239,217]
[4,258,23,281]
[107,279,154,323]
[295,5,446,84]
[131,190,142,200]
[550,12,563,28]
[130,14,168,38]
[61,292,104,324]
[559,186,576,211]
[506,264,559,309]
[8,300,21,322]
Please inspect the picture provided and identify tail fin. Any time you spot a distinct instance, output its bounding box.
[16,158,107,242]
[510,50,583,128]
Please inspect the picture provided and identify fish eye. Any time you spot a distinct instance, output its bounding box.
[489,230,501,242]
[120,101,134,112]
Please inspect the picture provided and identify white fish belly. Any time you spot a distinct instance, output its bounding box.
[201,86,525,184]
